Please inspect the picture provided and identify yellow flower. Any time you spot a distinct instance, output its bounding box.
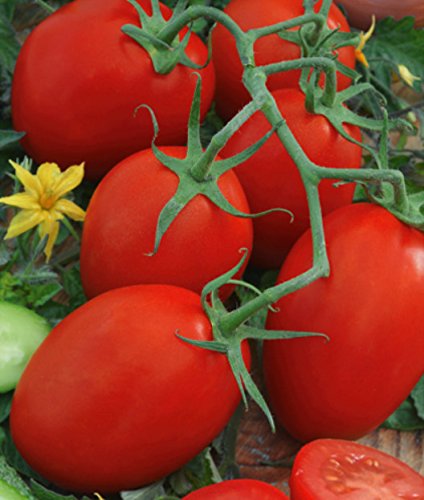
[355,16,376,68]
[398,64,421,87]
[0,160,86,261]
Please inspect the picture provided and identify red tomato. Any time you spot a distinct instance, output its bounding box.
[263,203,424,441]
[79,146,253,300]
[12,0,215,180]
[212,0,355,121]
[221,88,361,269]
[290,439,424,499]
[183,479,289,499]
[10,285,250,493]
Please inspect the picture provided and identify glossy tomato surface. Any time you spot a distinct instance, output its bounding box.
[12,0,215,180]
[263,203,424,441]
[212,0,355,120]
[290,439,424,499]
[10,285,250,493]
[183,479,289,499]
[80,146,253,299]
[221,88,361,269]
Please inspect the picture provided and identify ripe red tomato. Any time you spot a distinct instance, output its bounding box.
[263,203,424,441]
[10,285,250,493]
[183,479,289,499]
[12,0,215,180]
[221,88,361,269]
[212,0,355,121]
[79,146,253,300]
[290,439,424,499]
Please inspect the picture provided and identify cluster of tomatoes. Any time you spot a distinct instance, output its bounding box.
[6,0,424,497]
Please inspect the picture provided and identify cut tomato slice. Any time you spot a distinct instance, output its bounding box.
[290,439,424,499]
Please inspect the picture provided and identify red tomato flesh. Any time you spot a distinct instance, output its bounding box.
[290,439,424,499]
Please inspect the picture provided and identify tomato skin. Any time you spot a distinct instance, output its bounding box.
[10,285,250,493]
[79,146,253,300]
[290,439,424,499]
[183,479,289,499]
[263,203,424,441]
[212,0,355,121]
[221,88,361,269]
[12,0,215,180]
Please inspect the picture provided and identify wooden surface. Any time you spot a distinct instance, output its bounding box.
[236,403,424,496]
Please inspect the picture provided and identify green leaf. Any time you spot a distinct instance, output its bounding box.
[383,396,424,431]
[120,481,167,500]
[411,375,424,420]
[62,265,86,310]
[0,13,20,75]
[0,130,24,150]
[1,427,47,484]
[0,456,35,499]
[364,17,424,91]
[0,392,13,423]
[0,271,62,311]
[29,481,92,500]
[168,449,218,496]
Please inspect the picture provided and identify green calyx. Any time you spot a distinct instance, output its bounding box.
[145,74,292,255]
[176,250,328,432]
[121,0,208,74]
[304,82,424,229]
[274,0,360,90]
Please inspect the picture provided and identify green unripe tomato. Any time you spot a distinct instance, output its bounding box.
[0,302,50,393]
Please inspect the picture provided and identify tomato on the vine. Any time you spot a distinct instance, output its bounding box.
[183,479,289,499]
[79,146,253,300]
[12,0,215,180]
[10,285,250,493]
[290,439,424,499]
[212,0,355,120]
[221,88,361,269]
[263,203,424,441]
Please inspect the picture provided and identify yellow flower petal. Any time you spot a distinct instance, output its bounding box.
[355,16,376,68]
[54,198,86,221]
[36,162,62,192]
[52,163,85,199]
[398,64,420,87]
[0,192,39,210]
[2,159,86,262]
[41,218,60,262]
[9,160,42,197]
[4,209,45,239]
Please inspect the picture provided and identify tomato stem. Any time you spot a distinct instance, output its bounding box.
[33,0,56,14]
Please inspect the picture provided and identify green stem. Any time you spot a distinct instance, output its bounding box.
[314,165,410,213]
[154,3,412,339]
[158,6,245,46]
[249,13,325,40]
[220,266,324,334]
[33,0,55,14]
[189,100,259,181]
[259,56,337,108]
[62,218,81,244]
[319,0,333,19]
